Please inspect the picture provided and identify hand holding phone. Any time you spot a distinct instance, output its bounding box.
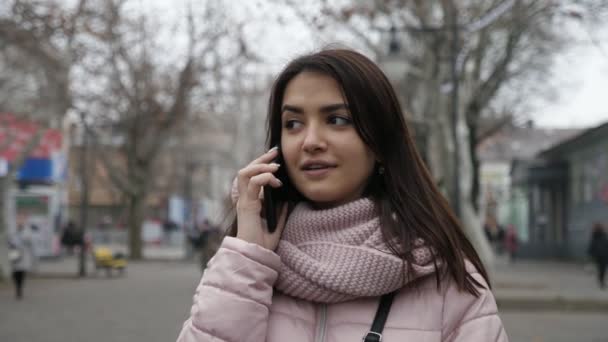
[235,147,286,250]
[263,149,287,233]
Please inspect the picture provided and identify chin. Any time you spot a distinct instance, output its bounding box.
[300,188,339,204]
[301,189,353,209]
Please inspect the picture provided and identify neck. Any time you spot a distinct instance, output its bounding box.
[307,196,369,210]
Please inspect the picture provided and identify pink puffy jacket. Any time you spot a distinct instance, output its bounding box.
[177,237,508,342]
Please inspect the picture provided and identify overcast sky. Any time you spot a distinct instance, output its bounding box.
[531,23,608,128]
[145,0,608,129]
[229,3,608,130]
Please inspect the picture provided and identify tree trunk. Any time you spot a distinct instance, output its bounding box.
[461,198,495,277]
[127,193,145,259]
[78,116,90,277]
[468,117,481,213]
[455,101,495,274]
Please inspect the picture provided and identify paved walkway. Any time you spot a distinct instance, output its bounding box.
[12,245,608,311]
[33,244,186,276]
[493,256,608,311]
[0,261,201,342]
[2,253,608,342]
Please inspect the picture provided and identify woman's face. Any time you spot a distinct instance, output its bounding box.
[280,71,376,208]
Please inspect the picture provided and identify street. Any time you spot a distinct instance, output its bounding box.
[0,261,201,342]
[1,260,607,342]
[501,311,608,342]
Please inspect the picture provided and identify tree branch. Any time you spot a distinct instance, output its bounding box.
[83,119,136,196]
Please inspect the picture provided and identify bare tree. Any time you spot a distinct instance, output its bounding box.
[78,0,248,259]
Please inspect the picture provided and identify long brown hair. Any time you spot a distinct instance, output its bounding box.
[231,48,489,296]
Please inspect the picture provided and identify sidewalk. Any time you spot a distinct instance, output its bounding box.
[493,256,608,312]
[32,243,189,277]
[28,247,608,312]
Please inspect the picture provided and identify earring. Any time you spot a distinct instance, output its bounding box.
[378,165,385,175]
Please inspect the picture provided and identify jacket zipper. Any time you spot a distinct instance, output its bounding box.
[315,304,328,342]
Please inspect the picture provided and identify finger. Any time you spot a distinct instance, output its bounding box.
[248,173,283,192]
[246,147,279,168]
[237,163,280,194]
[239,163,280,182]
[246,173,282,200]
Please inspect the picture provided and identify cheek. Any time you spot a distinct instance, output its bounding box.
[355,158,375,184]
[349,143,375,170]
[280,139,299,173]
[355,153,376,183]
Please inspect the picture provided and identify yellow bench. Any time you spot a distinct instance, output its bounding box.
[93,247,127,276]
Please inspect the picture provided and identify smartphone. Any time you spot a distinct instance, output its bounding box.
[263,149,288,233]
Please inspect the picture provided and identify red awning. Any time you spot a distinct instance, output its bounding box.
[0,112,62,161]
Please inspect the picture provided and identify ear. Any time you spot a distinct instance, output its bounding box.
[375,158,385,168]
[373,149,383,164]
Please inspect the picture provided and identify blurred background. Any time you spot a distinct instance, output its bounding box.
[1,1,607,341]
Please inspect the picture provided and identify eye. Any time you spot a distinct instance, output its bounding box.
[328,115,352,126]
[284,119,303,130]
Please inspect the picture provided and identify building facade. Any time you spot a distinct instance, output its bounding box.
[514,121,608,260]
[1,112,69,257]
[477,122,579,248]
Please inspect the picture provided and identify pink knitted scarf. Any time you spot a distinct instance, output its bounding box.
[274,198,436,303]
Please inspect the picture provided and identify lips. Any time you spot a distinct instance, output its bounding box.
[300,160,337,170]
[299,160,336,178]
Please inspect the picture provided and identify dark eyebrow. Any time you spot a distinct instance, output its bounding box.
[320,103,349,113]
[281,103,349,114]
[281,104,303,114]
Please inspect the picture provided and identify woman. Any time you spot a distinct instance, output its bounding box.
[177,49,508,341]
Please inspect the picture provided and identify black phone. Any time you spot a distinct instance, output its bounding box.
[263,148,288,233]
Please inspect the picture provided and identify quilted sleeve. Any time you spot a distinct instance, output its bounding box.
[176,237,281,342]
[442,271,509,342]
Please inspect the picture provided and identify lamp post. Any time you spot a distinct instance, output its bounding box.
[183,160,198,234]
[182,159,210,237]
[78,112,89,277]
[381,20,461,213]
[380,25,406,84]
[379,25,432,167]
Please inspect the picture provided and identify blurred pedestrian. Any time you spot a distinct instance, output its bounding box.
[484,217,505,254]
[198,219,212,249]
[587,222,608,289]
[8,223,36,300]
[504,225,519,263]
[162,219,177,245]
[177,49,507,342]
[185,222,201,259]
[61,220,82,255]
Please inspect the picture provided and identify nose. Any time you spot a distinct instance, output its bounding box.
[302,123,327,153]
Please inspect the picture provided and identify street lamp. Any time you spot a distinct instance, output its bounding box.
[377,18,461,213]
[78,113,89,277]
[378,26,431,164]
[389,25,401,54]
[380,25,407,85]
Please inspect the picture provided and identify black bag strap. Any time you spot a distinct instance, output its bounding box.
[362,291,396,342]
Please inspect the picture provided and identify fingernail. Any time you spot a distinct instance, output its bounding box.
[277,179,283,186]
[268,146,278,152]
[271,163,280,168]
